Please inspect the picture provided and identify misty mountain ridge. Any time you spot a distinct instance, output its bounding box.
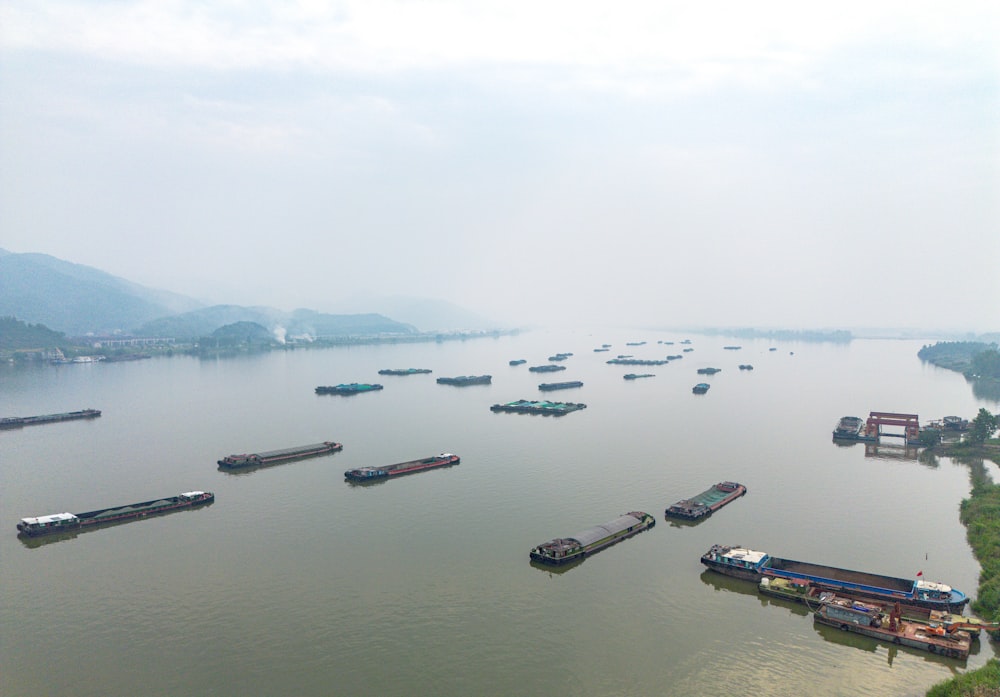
[0,249,495,337]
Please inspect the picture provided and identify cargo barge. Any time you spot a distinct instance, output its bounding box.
[315,383,384,395]
[344,453,460,481]
[665,481,747,520]
[624,373,654,380]
[17,491,214,537]
[1,409,101,429]
[378,368,431,376]
[538,381,583,391]
[813,596,971,660]
[758,577,999,640]
[490,400,587,416]
[701,544,968,611]
[832,416,865,439]
[607,358,669,366]
[218,441,343,468]
[436,375,492,386]
[530,511,655,565]
[509,359,527,366]
[528,365,566,373]
[696,367,722,375]
[692,383,710,394]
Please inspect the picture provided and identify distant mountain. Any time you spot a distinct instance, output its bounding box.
[135,305,417,339]
[326,294,501,332]
[0,249,204,335]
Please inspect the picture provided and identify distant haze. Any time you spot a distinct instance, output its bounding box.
[1,2,997,331]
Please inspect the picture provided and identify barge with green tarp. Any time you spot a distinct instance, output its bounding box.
[218,441,342,468]
[436,375,492,385]
[490,399,587,416]
[315,383,383,395]
[378,368,431,376]
[17,491,214,537]
[538,381,583,391]
[665,481,747,520]
[530,511,655,565]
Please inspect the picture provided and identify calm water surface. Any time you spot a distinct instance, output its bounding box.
[2,329,998,696]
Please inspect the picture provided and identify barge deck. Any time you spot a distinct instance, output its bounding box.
[490,400,587,416]
[665,481,746,520]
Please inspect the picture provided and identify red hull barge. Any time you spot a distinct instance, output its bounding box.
[344,453,460,481]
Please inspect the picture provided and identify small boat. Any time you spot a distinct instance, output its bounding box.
[315,383,384,395]
[490,400,587,416]
[538,381,583,391]
[17,491,214,537]
[218,441,342,468]
[344,453,460,481]
[530,511,655,565]
[436,375,492,386]
[623,374,654,380]
[548,353,572,361]
[692,383,710,394]
[738,364,754,371]
[509,359,527,366]
[378,368,432,376]
[832,416,865,439]
[696,367,722,375]
[665,482,746,520]
[700,544,968,611]
[723,346,742,350]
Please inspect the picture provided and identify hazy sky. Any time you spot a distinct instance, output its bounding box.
[1,1,998,330]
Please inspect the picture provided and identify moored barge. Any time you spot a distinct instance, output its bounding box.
[315,383,384,395]
[692,383,710,394]
[538,381,583,391]
[17,491,214,537]
[1,409,102,429]
[701,544,968,611]
[344,453,460,481]
[218,441,342,468]
[624,373,654,380]
[665,481,746,520]
[490,400,587,416]
[833,416,865,439]
[436,375,492,386]
[528,364,566,373]
[378,368,432,376]
[530,511,655,565]
[813,596,971,660]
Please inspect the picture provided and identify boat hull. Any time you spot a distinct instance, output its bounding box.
[218,442,343,468]
[17,492,214,537]
[814,607,970,660]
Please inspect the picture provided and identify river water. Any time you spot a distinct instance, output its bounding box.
[2,329,997,697]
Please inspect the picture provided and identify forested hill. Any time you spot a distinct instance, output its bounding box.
[918,341,1000,379]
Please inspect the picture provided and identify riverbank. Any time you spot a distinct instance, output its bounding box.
[927,441,1000,697]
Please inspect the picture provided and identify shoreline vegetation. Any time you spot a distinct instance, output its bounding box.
[926,439,1000,697]
[0,316,517,363]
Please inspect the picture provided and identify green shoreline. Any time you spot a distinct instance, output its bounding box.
[926,441,1000,697]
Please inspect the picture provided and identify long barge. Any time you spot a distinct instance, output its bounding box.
[813,596,971,660]
[490,399,587,416]
[436,375,492,386]
[218,441,343,468]
[528,365,566,373]
[378,368,432,376]
[1,409,101,429]
[758,577,998,640]
[344,453,460,481]
[530,511,655,565]
[665,481,746,520]
[315,383,383,395]
[17,491,214,537]
[701,544,968,611]
[538,381,583,391]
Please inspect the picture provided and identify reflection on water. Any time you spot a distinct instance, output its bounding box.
[529,558,585,575]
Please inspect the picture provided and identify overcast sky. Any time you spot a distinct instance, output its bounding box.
[1,1,997,330]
